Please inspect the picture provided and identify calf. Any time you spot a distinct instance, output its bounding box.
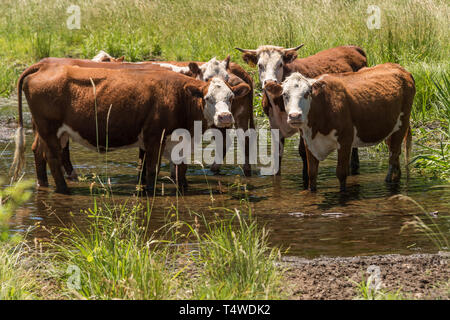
[264,63,415,191]
[11,63,249,193]
[236,45,367,186]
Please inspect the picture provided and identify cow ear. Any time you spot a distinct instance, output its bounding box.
[241,52,258,67]
[283,44,304,64]
[184,83,204,98]
[264,82,283,98]
[222,55,231,70]
[188,62,202,78]
[283,50,298,64]
[231,83,250,98]
[116,56,125,62]
[311,80,326,96]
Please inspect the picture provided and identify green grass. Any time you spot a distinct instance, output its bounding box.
[50,197,284,300]
[0,0,448,120]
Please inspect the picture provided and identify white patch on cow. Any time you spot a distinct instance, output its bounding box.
[199,57,229,82]
[57,124,143,152]
[281,73,317,127]
[257,48,284,86]
[302,127,340,161]
[153,63,190,74]
[92,50,113,62]
[204,78,234,128]
[352,112,404,147]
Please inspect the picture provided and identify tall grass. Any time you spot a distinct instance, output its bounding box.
[0,0,448,122]
[52,197,284,299]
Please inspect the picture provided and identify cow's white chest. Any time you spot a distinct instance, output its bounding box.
[302,126,340,161]
[56,124,144,151]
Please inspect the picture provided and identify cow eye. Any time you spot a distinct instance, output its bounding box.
[304,91,310,99]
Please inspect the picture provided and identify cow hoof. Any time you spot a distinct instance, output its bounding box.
[37,180,49,188]
[210,163,221,175]
[67,172,79,181]
[55,187,70,195]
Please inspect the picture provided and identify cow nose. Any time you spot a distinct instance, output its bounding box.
[289,112,302,121]
[218,112,233,124]
[263,79,278,87]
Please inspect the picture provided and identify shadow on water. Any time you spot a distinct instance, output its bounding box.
[1,113,449,258]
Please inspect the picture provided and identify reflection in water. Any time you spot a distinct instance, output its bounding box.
[1,131,449,258]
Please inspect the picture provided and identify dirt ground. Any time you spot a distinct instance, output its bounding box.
[283,252,449,300]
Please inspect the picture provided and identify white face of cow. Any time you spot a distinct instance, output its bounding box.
[203,78,235,128]
[257,50,284,87]
[236,45,304,88]
[280,74,316,128]
[198,57,230,82]
[265,73,316,129]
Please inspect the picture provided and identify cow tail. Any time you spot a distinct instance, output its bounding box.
[10,63,41,180]
[404,124,412,170]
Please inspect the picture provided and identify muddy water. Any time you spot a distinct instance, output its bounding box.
[1,100,449,258]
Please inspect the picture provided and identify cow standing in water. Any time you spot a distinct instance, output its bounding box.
[236,45,367,187]
[264,63,415,191]
[11,63,250,193]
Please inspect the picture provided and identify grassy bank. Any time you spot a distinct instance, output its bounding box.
[0,182,285,299]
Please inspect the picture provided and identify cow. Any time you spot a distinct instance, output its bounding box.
[236,45,367,187]
[10,63,250,193]
[263,63,415,192]
[91,50,125,62]
[148,56,255,176]
[29,55,254,180]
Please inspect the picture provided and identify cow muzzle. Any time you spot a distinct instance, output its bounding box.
[263,78,279,88]
[216,112,234,128]
[287,112,303,127]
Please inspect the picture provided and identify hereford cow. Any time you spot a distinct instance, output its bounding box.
[264,63,415,191]
[30,55,254,180]
[11,63,250,193]
[236,45,367,186]
[149,56,254,176]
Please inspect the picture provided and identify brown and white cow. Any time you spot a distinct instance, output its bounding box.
[149,56,255,176]
[236,45,367,187]
[11,63,250,193]
[264,63,415,191]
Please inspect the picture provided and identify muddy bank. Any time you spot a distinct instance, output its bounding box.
[283,252,449,299]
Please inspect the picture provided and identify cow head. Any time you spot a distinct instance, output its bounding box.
[188,56,230,82]
[184,78,250,128]
[92,50,125,62]
[265,73,321,128]
[236,45,304,88]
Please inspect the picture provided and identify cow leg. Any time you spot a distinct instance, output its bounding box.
[305,146,319,192]
[275,137,285,176]
[337,144,352,192]
[350,148,360,175]
[32,134,48,187]
[41,134,69,194]
[144,137,165,192]
[298,137,308,189]
[171,162,188,191]
[61,140,77,181]
[385,131,404,183]
[210,127,227,175]
[137,148,146,185]
[237,115,253,177]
